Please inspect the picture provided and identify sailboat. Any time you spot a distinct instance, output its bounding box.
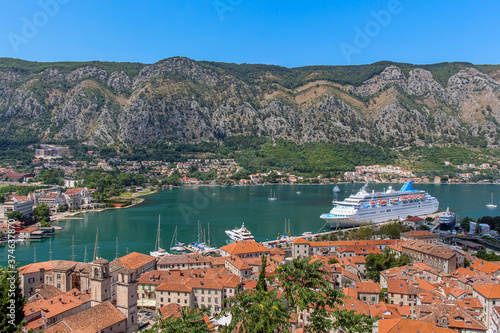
[170,225,186,253]
[333,185,341,193]
[268,189,277,201]
[150,215,169,257]
[487,193,497,208]
[189,221,217,253]
[296,187,301,195]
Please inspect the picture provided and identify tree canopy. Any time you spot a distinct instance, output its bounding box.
[365,248,412,282]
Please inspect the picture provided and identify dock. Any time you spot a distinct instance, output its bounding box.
[261,212,444,249]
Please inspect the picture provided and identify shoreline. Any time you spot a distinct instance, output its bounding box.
[50,181,496,222]
[51,189,158,222]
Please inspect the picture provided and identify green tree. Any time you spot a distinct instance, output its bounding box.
[224,285,290,332]
[353,225,375,240]
[33,203,50,223]
[275,257,374,332]
[148,307,211,333]
[333,309,378,333]
[0,267,26,332]
[460,216,473,232]
[6,211,23,222]
[379,222,404,239]
[365,248,412,282]
[256,254,268,292]
[40,218,51,228]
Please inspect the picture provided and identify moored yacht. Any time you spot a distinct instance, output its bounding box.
[225,222,255,242]
[438,207,456,226]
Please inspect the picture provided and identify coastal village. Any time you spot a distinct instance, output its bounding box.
[14,227,500,333]
[1,144,499,227]
[3,146,500,332]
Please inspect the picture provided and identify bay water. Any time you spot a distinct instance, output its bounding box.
[2,183,499,266]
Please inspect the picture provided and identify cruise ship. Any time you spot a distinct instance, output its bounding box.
[320,181,439,228]
[225,223,255,242]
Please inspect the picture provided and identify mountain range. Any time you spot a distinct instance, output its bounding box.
[1,57,499,149]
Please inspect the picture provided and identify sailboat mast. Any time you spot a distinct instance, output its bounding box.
[170,226,177,249]
[115,236,119,260]
[157,215,161,251]
[197,221,202,243]
[93,227,98,261]
[71,235,75,261]
[83,245,88,263]
[208,223,210,247]
[48,238,52,261]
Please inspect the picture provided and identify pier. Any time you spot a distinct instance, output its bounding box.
[261,212,444,249]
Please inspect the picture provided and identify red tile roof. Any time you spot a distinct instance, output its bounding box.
[158,303,182,320]
[379,318,458,333]
[355,281,381,294]
[44,301,126,333]
[474,284,500,299]
[220,240,270,255]
[470,259,500,275]
[113,252,156,270]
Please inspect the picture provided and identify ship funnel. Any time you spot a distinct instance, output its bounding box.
[399,180,416,192]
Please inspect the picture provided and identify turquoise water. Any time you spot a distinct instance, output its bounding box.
[2,183,499,266]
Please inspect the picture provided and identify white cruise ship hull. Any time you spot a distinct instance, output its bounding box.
[320,181,439,228]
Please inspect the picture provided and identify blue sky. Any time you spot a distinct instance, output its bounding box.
[0,0,498,67]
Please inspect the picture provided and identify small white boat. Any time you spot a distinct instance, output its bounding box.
[487,193,497,208]
[150,215,169,257]
[268,189,277,201]
[333,185,341,193]
[170,225,186,253]
[225,222,255,242]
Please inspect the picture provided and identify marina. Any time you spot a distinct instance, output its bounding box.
[2,183,500,265]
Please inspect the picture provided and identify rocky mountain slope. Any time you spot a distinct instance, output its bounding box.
[1,58,499,148]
